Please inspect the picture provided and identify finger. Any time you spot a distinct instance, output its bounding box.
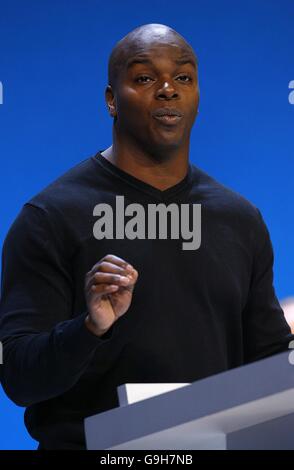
[86,258,137,291]
[93,272,132,287]
[98,261,128,275]
[102,254,132,270]
[85,262,127,291]
[89,255,131,275]
[90,283,119,295]
[126,268,139,284]
[85,272,132,293]
[117,269,139,293]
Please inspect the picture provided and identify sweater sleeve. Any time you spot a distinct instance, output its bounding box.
[242,208,294,363]
[0,203,116,407]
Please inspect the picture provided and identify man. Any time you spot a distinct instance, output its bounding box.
[0,23,293,450]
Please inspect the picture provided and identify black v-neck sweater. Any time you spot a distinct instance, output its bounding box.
[0,152,292,449]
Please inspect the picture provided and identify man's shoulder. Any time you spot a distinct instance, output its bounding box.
[190,163,261,223]
[26,154,100,212]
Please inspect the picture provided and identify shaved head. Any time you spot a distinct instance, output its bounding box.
[108,23,198,90]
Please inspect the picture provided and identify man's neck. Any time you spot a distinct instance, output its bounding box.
[100,141,190,191]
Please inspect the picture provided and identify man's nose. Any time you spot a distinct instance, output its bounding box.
[156,80,179,100]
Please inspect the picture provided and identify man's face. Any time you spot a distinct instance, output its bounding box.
[107,42,199,155]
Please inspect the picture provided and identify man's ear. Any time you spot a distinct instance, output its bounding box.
[105,85,117,117]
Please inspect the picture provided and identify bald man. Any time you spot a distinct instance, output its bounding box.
[0,24,293,450]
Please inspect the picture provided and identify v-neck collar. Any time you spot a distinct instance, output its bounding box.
[92,150,193,201]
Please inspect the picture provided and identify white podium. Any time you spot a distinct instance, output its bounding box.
[85,351,294,450]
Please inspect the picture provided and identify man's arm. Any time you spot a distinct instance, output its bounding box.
[242,208,294,363]
[0,203,115,407]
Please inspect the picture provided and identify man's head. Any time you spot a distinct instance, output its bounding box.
[105,24,200,157]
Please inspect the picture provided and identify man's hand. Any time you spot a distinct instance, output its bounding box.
[84,254,138,337]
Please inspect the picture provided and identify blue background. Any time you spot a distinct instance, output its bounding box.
[0,0,293,449]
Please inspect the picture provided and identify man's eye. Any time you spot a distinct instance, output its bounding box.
[177,75,192,82]
[136,76,152,83]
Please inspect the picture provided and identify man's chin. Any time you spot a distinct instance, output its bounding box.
[144,138,183,161]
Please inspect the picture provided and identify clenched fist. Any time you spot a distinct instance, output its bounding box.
[84,254,139,337]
